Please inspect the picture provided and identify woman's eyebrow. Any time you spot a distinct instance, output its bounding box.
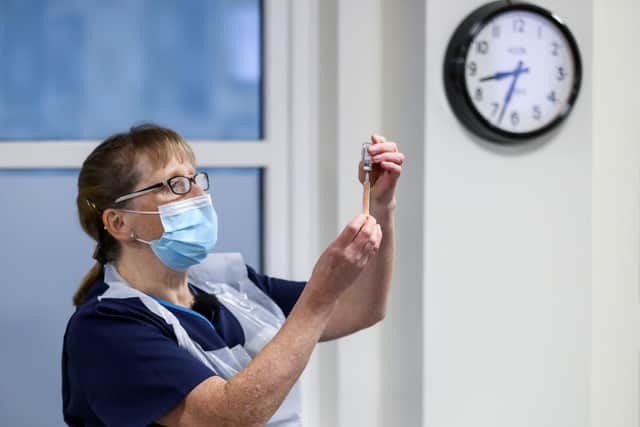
[163,168,196,179]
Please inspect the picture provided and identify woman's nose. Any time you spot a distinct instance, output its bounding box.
[189,182,206,197]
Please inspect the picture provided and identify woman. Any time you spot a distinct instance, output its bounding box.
[62,124,404,426]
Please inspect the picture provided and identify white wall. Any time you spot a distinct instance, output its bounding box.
[296,1,425,426]
[592,1,640,426]
[334,1,385,425]
[296,0,640,426]
[379,1,426,426]
[423,1,592,426]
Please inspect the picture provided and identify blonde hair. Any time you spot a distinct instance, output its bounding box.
[73,124,195,306]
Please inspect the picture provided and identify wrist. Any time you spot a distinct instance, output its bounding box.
[298,282,339,316]
[371,197,396,220]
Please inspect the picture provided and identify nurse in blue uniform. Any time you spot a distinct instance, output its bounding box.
[62,124,404,426]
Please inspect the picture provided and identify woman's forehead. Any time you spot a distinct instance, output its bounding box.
[134,139,195,169]
[135,153,195,185]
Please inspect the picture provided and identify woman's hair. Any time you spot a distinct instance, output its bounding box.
[73,124,196,306]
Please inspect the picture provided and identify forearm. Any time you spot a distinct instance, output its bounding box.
[321,201,396,341]
[222,284,335,425]
[220,210,390,420]
[365,199,396,280]
[161,215,382,427]
[353,200,395,312]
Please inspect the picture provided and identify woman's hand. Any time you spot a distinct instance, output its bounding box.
[359,134,404,208]
[307,215,383,305]
[157,215,383,427]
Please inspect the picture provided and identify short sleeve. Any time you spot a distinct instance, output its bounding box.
[65,307,215,427]
[246,265,306,317]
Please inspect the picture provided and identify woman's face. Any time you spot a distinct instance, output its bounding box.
[128,153,203,240]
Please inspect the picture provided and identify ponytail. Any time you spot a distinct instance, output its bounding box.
[73,262,103,306]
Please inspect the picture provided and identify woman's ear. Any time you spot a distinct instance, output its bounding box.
[102,208,132,242]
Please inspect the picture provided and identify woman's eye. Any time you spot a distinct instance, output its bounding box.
[173,180,190,193]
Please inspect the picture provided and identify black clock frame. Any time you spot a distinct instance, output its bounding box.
[443,0,582,144]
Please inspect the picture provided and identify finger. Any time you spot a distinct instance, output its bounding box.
[363,230,382,260]
[371,152,405,165]
[373,224,383,250]
[349,216,378,251]
[360,241,377,265]
[379,161,402,176]
[371,134,387,145]
[349,235,377,268]
[334,215,369,247]
[364,224,382,253]
[368,141,398,155]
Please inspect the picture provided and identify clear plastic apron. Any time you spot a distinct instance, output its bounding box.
[100,253,302,426]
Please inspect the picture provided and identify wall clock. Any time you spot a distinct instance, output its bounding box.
[443,1,582,144]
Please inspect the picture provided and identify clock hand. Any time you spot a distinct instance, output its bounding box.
[479,70,517,82]
[479,67,530,82]
[497,61,529,125]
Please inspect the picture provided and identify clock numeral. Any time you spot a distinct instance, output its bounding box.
[468,61,477,77]
[551,42,560,56]
[477,40,489,54]
[492,25,501,38]
[490,102,500,117]
[557,66,566,81]
[547,90,557,103]
[513,18,525,33]
[533,105,542,120]
[474,87,483,102]
[511,111,520,126]
[537,26,543,39]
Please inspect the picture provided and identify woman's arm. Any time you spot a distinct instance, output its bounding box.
[157,289,334,427]
[320,135,404,341]
[320,202,395,341]
[157,215,381,427]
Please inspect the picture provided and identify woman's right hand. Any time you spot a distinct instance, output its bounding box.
[307,215,383,305]
[157,215,382,427]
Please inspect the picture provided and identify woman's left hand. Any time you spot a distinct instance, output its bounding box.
[359,134,404,208]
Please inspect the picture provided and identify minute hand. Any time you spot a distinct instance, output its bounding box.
[497,61,529,125]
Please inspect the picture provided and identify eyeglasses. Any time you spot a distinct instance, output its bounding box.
[114,171,210,203]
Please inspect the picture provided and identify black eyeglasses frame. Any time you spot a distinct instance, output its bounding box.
[114,171,209,204]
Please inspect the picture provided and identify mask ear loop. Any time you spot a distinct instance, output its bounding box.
[119,208,160,215]
[117,206,156,245]
[130,231,152,245]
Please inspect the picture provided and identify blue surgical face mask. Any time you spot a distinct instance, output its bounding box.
[123,194,218,271]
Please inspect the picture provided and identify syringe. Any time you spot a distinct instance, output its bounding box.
[362,142,372,216]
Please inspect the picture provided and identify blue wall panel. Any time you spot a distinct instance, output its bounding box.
[0,168,262,426]
[0,0,262,140]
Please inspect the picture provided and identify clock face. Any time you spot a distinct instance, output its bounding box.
[464,10,577,134]
[443,2,582,144]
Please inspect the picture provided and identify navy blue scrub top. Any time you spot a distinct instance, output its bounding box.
[62,265,306,427]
